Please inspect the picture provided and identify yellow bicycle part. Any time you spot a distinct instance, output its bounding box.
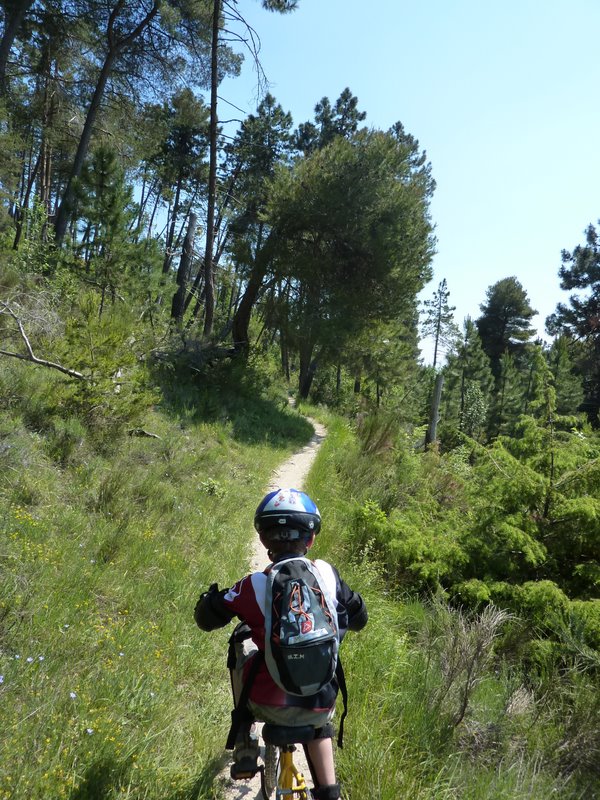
[276,748,309,799]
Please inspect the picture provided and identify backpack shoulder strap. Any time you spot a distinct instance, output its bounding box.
[335,657,348,749]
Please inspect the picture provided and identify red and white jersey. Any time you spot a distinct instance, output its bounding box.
[223,558,341,711]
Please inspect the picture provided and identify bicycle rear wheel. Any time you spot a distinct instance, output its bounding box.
[263,743,278,799]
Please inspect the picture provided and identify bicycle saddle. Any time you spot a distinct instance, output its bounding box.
[262,723,316,746]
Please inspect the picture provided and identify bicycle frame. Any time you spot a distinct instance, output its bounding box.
[261,742,310,800]
[276,747,309,798]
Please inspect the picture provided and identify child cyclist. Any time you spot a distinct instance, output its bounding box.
[194,488,368,800]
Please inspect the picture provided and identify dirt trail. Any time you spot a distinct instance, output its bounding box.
[218,416,327,800]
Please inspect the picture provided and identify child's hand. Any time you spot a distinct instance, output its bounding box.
[194,583,233,630]
[199,583,219,603]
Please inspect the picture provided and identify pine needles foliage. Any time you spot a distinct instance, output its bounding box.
[306,410,600,799]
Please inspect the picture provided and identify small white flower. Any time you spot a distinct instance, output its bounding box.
[38,656,45,661]
[150,691,155,697]
[119,652,125,657]
[26,656,34,663]
[63,624,70,629]
[0,675,4,684]
[14,655,20,660]
[90,559,96,564]
[70,691,77,699]
[86,728,94,735]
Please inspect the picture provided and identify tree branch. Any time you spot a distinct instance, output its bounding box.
[0,348,85,379]
[0,302,85,380]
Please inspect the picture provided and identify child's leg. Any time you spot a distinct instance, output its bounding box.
[304,729,340,799]
[228,624,260,778]
[305,737,336,786]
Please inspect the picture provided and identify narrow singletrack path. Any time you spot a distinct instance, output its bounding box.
[218,415,327,800]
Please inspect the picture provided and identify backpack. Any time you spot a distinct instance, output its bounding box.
[264,556,339,696]
[225,557,349,751]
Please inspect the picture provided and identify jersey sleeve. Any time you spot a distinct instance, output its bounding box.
[331,566,368,632]
[221,576,252,616]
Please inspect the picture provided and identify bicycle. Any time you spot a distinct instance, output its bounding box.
[259,723,315,799]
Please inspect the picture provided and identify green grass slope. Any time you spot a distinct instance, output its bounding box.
[0,365,312,800]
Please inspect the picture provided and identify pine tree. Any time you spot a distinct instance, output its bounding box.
[523,344,557,421]
[74,144,158,311]
[293,87,366,154]
[548,336,584,416]
[546,222,600,424]
[421,278,460,369]
[477,276,537,379]
[488,352,525,437]
[266,128,435,398]
[442,317,493,437]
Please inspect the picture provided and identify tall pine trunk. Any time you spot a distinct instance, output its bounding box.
[54,52,115,243]
[0,0,34,95]
[54,2,159,244]
[202,0,220,336]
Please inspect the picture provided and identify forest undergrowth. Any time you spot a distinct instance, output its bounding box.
[302,407,600,800]
[1,350,599,799]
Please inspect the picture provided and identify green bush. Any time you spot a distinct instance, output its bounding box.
[567,599,600,651]
[45,416,87,465]
[519,580,570,629]
[308,417,600,799]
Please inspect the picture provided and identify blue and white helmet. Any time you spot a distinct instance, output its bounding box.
[254,488,321,540]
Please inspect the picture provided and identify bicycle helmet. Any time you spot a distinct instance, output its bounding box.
[254,488,321,540]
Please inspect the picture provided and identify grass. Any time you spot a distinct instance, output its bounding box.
[302,409,598,800]
[2,385,598,799]
[0,365,313,799]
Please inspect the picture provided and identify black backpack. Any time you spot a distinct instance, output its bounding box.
[264,556,339,696]
[225,558,349,750]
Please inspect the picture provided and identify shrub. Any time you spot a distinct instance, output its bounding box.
[570,600,600,651]
[519,581,570,630]
[45,416,86,465]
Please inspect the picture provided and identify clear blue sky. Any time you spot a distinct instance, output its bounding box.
[218,0,600,347]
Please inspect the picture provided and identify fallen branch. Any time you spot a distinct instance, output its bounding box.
[128,428,161,439]
[0,348,85,380]
[0,301,85,380]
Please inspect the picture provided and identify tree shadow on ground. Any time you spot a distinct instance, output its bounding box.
[68,758,131,800]
[67,755,229,800]
[164,755,225,800]
[155,360,313,448]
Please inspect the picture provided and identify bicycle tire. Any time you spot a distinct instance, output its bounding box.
[263,743,278,799]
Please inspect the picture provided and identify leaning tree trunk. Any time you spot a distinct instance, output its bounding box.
[298,338,319,399]
[13,151,40,249]
[54,51,116,244]
[231,264,266,353]
[162,176,182,273]
[171,213,197,322]
[0,0,35,95]
[230,228,273,352]
[54,2,159,244]
[202,0,220,336]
